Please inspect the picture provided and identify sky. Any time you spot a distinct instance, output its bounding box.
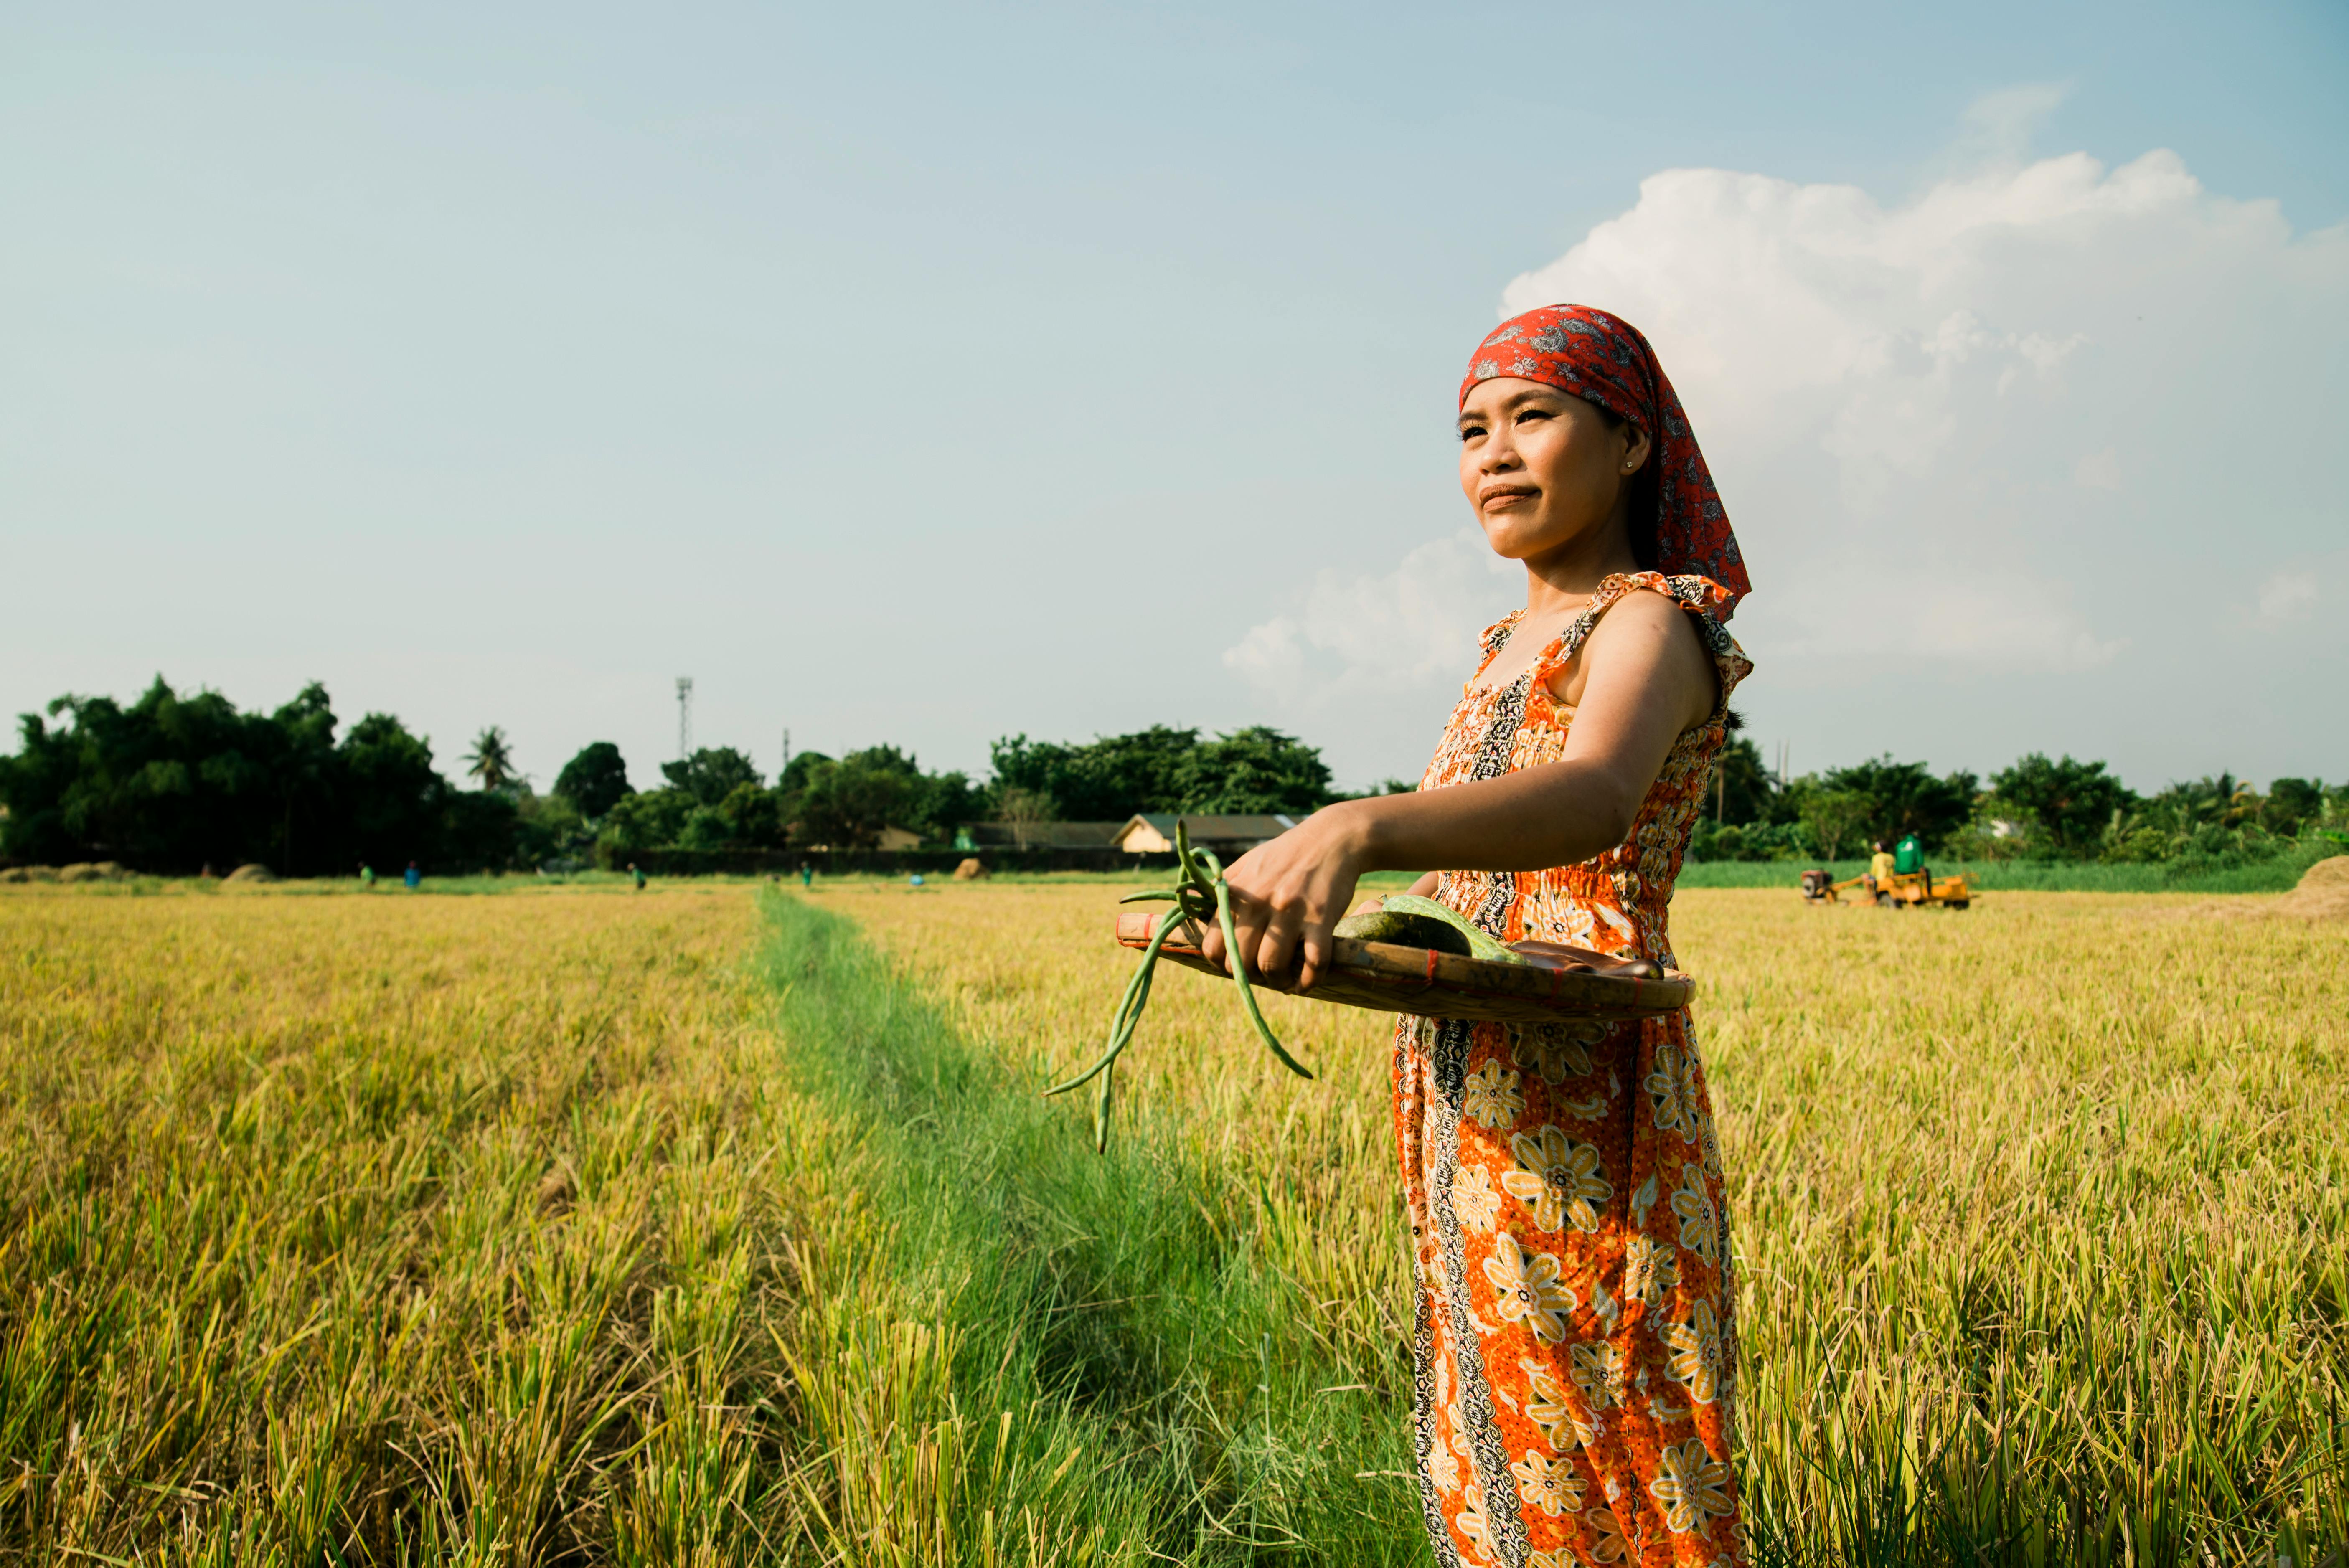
[4,1,2345,798]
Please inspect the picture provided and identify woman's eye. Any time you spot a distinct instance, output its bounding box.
[1458,426,1485,442]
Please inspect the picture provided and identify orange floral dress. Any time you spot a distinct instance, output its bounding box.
[1394,571,1752,1568]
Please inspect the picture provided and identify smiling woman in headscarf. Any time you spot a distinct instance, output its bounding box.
[1205,304,1753,1565]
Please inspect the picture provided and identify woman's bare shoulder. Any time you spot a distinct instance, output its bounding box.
[1580,581,1710,659]
[1559,581,1717,726]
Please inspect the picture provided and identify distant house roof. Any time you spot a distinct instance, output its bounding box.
[961,820,1129,850]
[1114,813,1305,853]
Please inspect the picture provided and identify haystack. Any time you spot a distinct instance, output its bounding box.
[58,862,129,883]
[2273,855,2349,919]
[0,866,57,883]
[953,858,989,881]
[225,863,278,884]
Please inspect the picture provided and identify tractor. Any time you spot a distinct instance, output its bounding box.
[1800,864,1973,910]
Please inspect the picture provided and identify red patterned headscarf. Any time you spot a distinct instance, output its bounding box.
[1460,304,1750,619]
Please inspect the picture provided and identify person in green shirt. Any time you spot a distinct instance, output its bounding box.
[629,862,647,891]
[1894,833,1924,875]
[359,862,375,888]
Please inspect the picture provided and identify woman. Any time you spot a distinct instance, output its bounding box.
[1206,304,1751,1565]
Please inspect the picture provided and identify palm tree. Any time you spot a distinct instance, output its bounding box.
[465,726,517,792]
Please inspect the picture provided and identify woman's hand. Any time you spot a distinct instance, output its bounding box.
[1198,801,1374,993]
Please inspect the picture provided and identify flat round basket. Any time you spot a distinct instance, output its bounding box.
[1114,912,1692,1026]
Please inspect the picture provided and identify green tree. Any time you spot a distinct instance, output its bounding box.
[1795,787,1870,861]
[995,786,1056,849]
[514,789,588,866]
[988,727,1200,820]
[778,749,833,796]
[827,746,977,839]
[713,781,782,846]
[1819,755,1978,851]
[339,711,454,870]
[1706,734,1782,826]
[551,742,632,819]
[1989,754,2137,859]
[795,755,916,850]
[597,789,693,859]
[463,726,517,792]
[660,747,762,806]
[1176,727,1331,815]
[0,678,515,874]
[2262,777,2324,836]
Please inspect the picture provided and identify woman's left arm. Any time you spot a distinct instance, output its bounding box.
[1204,592,1717,990]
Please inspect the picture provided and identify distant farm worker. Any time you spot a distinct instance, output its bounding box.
[360,862,375,888]
[403,861,421,890]
[1894,832,1924,875]
[1868,839,1895,893]
[1198,305,1753,1559]
[1894,831,1929,896]
[629,862,647,891]
[800,863,813,888]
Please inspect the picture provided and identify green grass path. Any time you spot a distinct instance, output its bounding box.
[754,890,1433,1564]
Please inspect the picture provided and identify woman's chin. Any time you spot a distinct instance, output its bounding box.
[1478,523,1547,562]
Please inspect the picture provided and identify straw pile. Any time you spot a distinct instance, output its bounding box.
[224,863,278,884]
[2272,854,2349,919]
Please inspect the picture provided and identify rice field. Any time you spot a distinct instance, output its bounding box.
[1,878,2343,1565]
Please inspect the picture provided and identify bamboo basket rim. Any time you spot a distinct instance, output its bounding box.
[1114,911,1692,1025]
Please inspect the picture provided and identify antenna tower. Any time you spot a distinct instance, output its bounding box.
[676,677,694,760]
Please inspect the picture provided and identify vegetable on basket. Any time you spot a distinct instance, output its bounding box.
[1047,827,1567,1152]
[1044,822,1313,1152]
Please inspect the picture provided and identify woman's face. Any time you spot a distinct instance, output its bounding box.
[1457,376,1649,564]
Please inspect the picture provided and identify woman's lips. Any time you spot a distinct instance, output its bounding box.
[1481,486,1539,510]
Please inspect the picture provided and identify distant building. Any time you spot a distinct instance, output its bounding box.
[1113,813,1306,856]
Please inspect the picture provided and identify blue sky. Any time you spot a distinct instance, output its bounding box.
[5,2,2344,796]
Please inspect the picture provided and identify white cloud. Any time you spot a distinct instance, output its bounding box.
[1953,81,2072,166]
[2256,572,2319,627]
[1226,530,1511,700]
[2073,448,2122,491]
[1767,568,2124,672]
[1491,140,2345,680]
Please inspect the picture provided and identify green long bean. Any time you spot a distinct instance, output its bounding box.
[1044,821,1313,1152]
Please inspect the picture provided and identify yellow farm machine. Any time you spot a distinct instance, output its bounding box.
[1800,866,1973,910]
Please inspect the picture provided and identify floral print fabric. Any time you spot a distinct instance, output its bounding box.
[1394,571,1752,1568]
[1459,306,1750,621]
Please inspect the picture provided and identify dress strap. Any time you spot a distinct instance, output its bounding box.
[1529,572,1752,716]
[1465,609,1527,689]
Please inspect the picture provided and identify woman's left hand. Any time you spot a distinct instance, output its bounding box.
[1198,801,1371,994]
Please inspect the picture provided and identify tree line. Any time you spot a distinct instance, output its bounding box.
[592,723,1346,860]
[0,680,1357,873]
[2,677,2339,875]
[1694,733,2346,873]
